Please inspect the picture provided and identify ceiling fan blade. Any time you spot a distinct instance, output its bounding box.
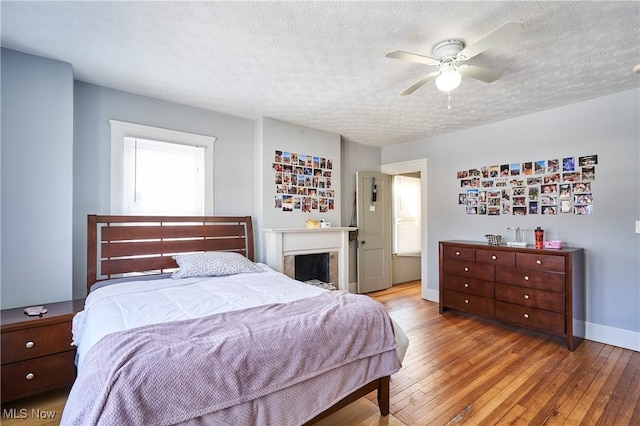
[457,22,523,61]
[399,72,439,96]
[459,64,503,82]
[386,50,440,66]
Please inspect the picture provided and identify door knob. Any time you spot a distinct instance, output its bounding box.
[360,240,366,245]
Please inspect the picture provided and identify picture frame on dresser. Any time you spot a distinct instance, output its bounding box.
[439,240,585,351]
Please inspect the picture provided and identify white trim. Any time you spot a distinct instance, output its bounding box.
[423,288,439,303]
[580,321,640,352]
[110,120,215,214]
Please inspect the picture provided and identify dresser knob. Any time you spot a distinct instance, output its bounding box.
[464,283,469,288]
[465,299,469,304]
[492,255,497,260]
[26,373,35,380]
[523,313,529,319]
[464,267,469,272]
[455,251,460,256]
[524,275,530,281]
[25,341,34,349]
[536,260,542,265]
[524,294,530,300]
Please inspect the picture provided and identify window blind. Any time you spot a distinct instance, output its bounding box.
[392,175,421,255]
[122,137,205,215]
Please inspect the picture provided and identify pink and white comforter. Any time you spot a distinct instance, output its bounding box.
[62,266,406,425]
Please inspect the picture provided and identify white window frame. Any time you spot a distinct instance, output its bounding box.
[110,120,215,215]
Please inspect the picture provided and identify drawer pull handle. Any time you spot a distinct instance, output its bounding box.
[523,313,529,319]
[25,341,35,349]
[464,299,469,304]
[524,294,530,300]
[492,255,497,260]
[536,260,542,265]
[26,373,35,380]
[455,251,460,256]
[464,267,469,272]
[524,275,530,281]
[464,283,469,288]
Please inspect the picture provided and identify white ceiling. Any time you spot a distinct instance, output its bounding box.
[2,1,639,147]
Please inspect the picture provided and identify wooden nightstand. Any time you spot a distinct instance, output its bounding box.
[1,299,84,402]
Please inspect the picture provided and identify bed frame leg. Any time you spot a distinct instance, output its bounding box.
[377,376,390,416]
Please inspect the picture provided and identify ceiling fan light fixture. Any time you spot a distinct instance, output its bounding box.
[435,68,462,92]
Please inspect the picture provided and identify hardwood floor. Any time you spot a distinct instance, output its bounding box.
[2,281,638,425]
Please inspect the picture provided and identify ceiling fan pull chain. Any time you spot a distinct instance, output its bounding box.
[448,92,452,110]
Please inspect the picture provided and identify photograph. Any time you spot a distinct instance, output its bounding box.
[559,184,571,199]
[574,205,593,215]
[522,162,533,175]
[513,206,527,215]
[500,164,510,176]
[560,200,572,213]
[542,206,557,215]
[582,166,596,181]
[579,155,598,166]
[488,206,501,216]
[535,160,545,174]
[529,202,539,214]
[547,159,559,173]
[573,182,591,193]
[510,163,521,176]
[490,165,499,177]
[562,172,581,182]
[457,170,469,179]
[541,184,557,194]
[563,157,575,172]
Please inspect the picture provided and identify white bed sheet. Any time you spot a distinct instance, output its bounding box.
[73,264,409,373]
[73,264,328,371]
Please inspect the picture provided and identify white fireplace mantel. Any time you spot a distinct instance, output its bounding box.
[263,227,357,291]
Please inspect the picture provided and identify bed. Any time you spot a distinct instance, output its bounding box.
[61,215,406,425]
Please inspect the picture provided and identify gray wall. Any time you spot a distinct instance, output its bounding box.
[73,82,255,298]
[382,89,640,337]
[340,140,381,284]
[1,49,74,308]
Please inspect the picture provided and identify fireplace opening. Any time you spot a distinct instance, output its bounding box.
[294,253,330,283]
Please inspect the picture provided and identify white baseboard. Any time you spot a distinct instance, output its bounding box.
[579,320,640,352]
[420,289,639,352]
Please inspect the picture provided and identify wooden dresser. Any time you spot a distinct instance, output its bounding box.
[439,241,585,350]
[1,299,84,402]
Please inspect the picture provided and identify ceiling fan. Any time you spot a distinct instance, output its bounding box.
[386,22,524,96]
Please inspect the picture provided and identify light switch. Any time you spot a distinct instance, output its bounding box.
[369,206,376,212]
[636,220,640,234]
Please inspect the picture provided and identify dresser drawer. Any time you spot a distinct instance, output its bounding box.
[516,253,565,273]
[442,259,494,281]
[495,283,565,313]
[1,351,76,402]
[443,289,494,316]
[476,249,515,266]
[495,301,565,336]
[1,322,72,364]
[495,266,565,292]
[442,245,475,261]
[443,274,494,298]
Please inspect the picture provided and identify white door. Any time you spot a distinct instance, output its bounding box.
[356,172,391,293]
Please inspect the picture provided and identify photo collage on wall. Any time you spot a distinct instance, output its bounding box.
[273,150,335,213]
[457,154,597,216]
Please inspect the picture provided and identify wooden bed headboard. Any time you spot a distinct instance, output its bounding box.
[87,215,254,291]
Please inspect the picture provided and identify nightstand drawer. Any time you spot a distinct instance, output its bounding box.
[1,351,76,402]
[1,322,73,364]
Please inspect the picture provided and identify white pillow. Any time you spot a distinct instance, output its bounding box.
[172,251,261,279]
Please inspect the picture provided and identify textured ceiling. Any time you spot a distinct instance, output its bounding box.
[1,1,639,147]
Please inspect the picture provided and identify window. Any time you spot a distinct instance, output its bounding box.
[110,120,215,215]
[392,174,421,255]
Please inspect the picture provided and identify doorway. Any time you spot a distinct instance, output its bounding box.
[391,172,422,284]
[381,159,428,298]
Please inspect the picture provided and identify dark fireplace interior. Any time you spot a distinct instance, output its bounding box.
[295,253,330,283]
